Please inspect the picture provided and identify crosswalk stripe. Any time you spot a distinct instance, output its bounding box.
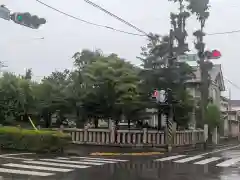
[82,159,117,163]
[194,157,221,165]
[57,157,70,160]
[0,153,34,157]
[23,161,90,168]
[72,157,128,162]
[174,155,203,163]
[40,159,104,165]
[216,158,240,167]
[155,155,187,162]
[0,168,54,176]
[1,157,33,160]
[3,163,73,172]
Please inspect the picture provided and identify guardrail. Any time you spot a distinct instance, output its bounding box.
[61,128,204,147]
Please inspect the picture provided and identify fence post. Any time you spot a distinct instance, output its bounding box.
[172,123,177,147]
[143,128,147,144]
[204,124,208,149]
[110,126,115,143]
[212,127,218,144]
[59,125,64,133]
[83,125,88,143]
[192,130,196,148]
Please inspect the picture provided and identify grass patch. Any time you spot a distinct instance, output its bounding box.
[0,126,71,153]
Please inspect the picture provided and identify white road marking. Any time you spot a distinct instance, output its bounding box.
[40,159,104,165]
[23,160,90,168]
[57,157,70,160]
[174,155,203,163]
[216,157,240,167]
[194,157,221,165]
[0,153,34,157]
[82,159,117,163]
[1,157,33,160]
[200,144,240,156]
[3,163,73,172]
[155,155,187,162]
[72,157,128,162]
[0,168,54,176]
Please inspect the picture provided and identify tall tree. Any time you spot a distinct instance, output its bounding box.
[138,35,194,128]
[82,52,143,127]
[187,0,212,127]
[138,0,195,128]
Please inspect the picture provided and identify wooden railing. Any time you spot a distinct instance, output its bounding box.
[62,128,205,147]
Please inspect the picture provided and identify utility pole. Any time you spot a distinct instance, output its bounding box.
[160,29,175,152]
[198,21,208,128]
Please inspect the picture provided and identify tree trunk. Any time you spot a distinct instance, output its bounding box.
[127,119,131,129]
[115,119,120,129]
[76,107,80,122]
[94,119,98,128]
[42,110,51,128]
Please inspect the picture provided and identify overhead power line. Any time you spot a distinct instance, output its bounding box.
[83,0,149,36]
[83,0,240,37]
[224,76,240,91]
[35,0,146,37]
[207,29,240,36]
[36,0,240,38]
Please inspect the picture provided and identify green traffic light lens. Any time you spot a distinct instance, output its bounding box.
[17,15,22,21]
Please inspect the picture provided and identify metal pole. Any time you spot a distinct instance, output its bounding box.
[166,29,174,152]
[157,107,162,130]
[199,21,208,128]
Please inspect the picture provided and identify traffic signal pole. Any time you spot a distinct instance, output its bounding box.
[198,22,208,129]
[165,29,175,152]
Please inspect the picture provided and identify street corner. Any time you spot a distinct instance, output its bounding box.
[89,151,164,156]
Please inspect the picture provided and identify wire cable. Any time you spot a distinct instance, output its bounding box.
[83,0,240,37]
[224,76,240,91]
[207,29,240,36]
[35,0,146,37]
[83,0,149,36]
[207,30,240,36]
[35,1,240,38]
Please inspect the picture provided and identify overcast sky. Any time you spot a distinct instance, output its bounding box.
[1,0,240,98]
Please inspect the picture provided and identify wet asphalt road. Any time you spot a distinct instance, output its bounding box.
[1,145,240,179]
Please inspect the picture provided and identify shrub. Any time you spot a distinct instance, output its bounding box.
[0,126,71,153]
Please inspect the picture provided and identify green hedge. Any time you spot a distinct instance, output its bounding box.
[0,127,71,153]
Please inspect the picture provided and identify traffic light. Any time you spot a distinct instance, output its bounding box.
[152,89,167,103]
[166,88,173,104]
[205,50,221,59]
[11,12,46,29]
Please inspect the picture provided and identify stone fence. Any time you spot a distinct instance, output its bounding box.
[61,128,205,147]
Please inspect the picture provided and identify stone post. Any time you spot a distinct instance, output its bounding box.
[59,124,64,133]
[143,128,147,144]
[110,125,115,143]
[212,127,218,145]
[203,124,208,149]
[83,124,88,143]
[192,130,196,148]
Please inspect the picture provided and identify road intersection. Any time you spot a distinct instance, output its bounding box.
[0,145,240,179]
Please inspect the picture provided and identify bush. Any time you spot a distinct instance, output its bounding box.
[0,126,71,153]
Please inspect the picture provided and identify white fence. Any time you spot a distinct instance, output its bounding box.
[61,128,205,147]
